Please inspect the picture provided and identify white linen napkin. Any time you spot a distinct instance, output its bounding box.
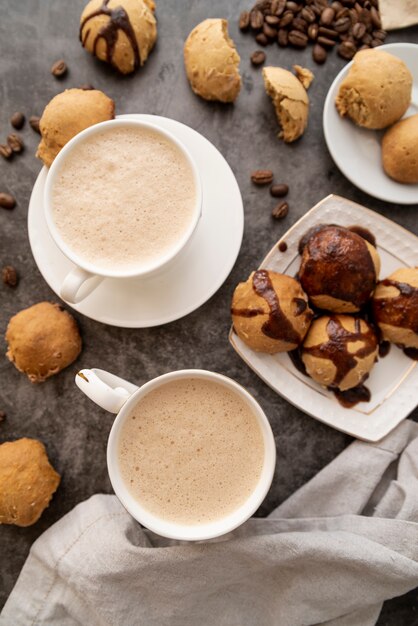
[2,419,418,626]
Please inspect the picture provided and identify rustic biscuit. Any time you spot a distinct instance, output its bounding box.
[263,67,309,142]
[382,114,418,184]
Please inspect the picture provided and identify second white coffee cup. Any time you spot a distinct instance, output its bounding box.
[75,368,276,541]
[44,118,202,304]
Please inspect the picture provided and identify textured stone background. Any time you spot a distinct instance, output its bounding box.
[0,0,417,620]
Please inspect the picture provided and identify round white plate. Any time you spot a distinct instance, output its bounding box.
[28,114,244,327]
[323,43,418,205]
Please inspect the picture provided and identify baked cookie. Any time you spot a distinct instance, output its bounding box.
[335,49,412,129]
[298,225,380,313]
[80,0,157,74]
[6,302,82,383]
[37,88,115,167]
[293,65,314,90]
[184,19,241,103]
[382,114,418,184]
[231,270,313,354]
[372,267,418,350]
[302,315,378,391]
[262,67,309,142]
[0,438,60,527]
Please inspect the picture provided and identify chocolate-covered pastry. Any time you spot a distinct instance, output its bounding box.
[299,225,380,313]
[232,270,313,354]
[301,315,378,391]
[372,267,418,355]
[6,302,82,383]
[0,438,60,527]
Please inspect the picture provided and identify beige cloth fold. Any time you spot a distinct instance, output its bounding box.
[379,0,418,30]
[2,419,418,626]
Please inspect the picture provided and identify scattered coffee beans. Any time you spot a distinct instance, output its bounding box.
[0,144,13,160]
[270,183,289,197]
[240,0,387,65]
[7,133,24,153]
[2,265,18,288]
[251,50,266,65]
[51,59,68,78]
[251,169,274,185]
[10,112,25,130]
[272,201,289,219]
[0,192,16,209]
[29,116,41,133]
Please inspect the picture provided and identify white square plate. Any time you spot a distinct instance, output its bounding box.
[229,195,418,442]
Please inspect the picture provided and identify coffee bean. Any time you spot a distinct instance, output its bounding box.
[79,83,95,91]
[292,17,308,32]
[0,410,5,422]
[279,10,294,27]
[301,6,316,22]
[255,32,269,45]
[348,8,358,24]
[361,32,373,45]
[318,26,338,38]
[352,21,366,38]
[320,7,335,25]
[239,10,251,31]
[317,35,336,47]
[29,115,41,133]
[308,23,319,40]
[250,9,264,29]
[370,38,382,47]
[313,43,327,63]
[7,133,24,153]
[251,170,274,185]
[0,144,13,160]
[272,201,289,219]
[2,265,18,288]
[271,0,286,16]
[372,29,387,41]
[251,50,266,66]
[338,40,357,59]
[288,29,308,47]
[277,28,289,46]
[358,43,370,50]
[336,7,350,19]
[265,15,280,25]
[334,16,351,32]
[0,192,16,209]
[10,112,25,130]
[286,1,300,12]
[331,1,343,10]
[263,22,278,38]
[51,59,68,78]
[278,241,288,252]
[270,183,289,197]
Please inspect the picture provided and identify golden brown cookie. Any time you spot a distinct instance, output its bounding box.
[36,88,115,167]
[80,0,157,75]
[382,114,418,184]
[372,267,418,350]
[6,302,82,383]
[298,225,381,313]
[231,270,313,354]
[184,19,241,103]
[335,49,412,129]
[302,315,378,391]
[263,67,309,142]
[293,65,314,90]
[0,438,60,527]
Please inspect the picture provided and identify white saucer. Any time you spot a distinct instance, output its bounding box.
[28,114,244,327]
[323,43,418,205]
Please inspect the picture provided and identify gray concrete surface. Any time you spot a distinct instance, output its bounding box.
[0,0,417,621]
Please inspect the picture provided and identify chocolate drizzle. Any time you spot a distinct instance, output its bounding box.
[303,316,377,388]
[334,384,371,408]
[80,0,141,70]
[293,298,308,316]
[251,270,302,344]
[230,307,265,318]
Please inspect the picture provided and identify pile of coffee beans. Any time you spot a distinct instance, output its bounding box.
[239,0,387,64]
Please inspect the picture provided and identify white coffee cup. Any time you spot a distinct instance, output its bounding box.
[75,368,276,541]
[44,119,202,304]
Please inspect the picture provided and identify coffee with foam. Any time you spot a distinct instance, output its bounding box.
[51,125,197,272]
[118,378,264,525]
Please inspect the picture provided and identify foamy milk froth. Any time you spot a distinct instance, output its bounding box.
[118,378,265,525]
[51,125,197,272]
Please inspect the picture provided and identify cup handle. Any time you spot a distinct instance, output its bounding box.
[60,266,104,304]
[75,368,139,413]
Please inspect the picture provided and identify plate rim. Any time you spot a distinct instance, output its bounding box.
[229,194,418,441]
[28,113,244,328]
[323,42,418,205]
